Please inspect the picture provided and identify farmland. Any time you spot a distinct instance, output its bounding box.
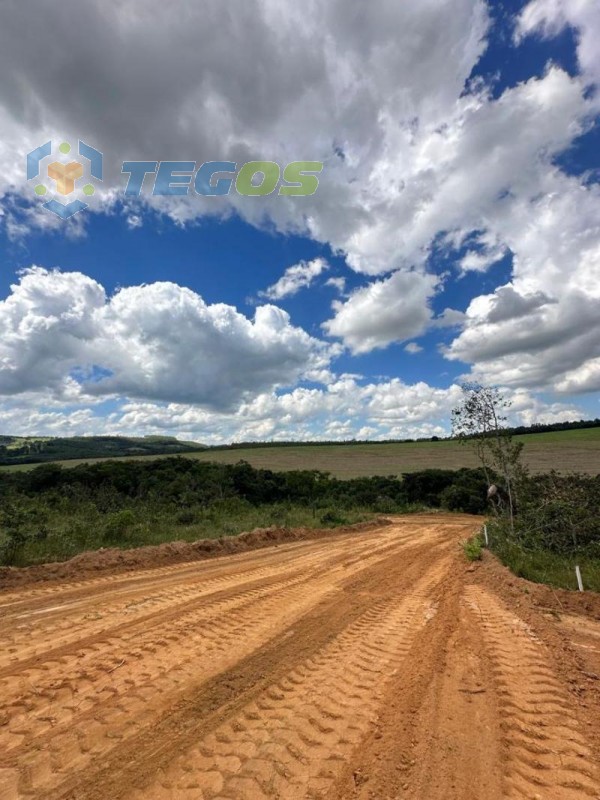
[2,427,598,476]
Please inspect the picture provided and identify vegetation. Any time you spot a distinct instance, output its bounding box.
[1,404,598,593]
[0,435,205,466]
[2,427,598,477]
[462,534,483,562]
[1,418,598,470]
[0,458,490,567]
[490,538,600,593]
[452,384,527,532]
[485,472,600,591]
[450,385,599,592]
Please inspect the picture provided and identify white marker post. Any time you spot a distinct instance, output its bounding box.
[483,524,489,547]
[575,565,584,592]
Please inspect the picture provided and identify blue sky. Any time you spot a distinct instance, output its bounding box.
[0,0,598,443]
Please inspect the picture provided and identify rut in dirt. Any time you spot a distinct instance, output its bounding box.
[1,514,599,800]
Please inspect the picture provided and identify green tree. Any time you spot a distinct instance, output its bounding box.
[451,384,526,532]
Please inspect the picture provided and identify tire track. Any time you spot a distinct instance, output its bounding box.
[465,585,600,799]
[0,531,410,752]
[1,526,443,799]
[0,528,420,672]
[125,557,451,800]
[0,516,483,800]
[0,536,352,612]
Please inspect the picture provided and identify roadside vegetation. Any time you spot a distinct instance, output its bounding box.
[485,473,600,592]
[462,534,484,562]
[453,384,600,592]
[0,458,490,567]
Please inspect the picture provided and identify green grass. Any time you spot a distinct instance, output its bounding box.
[462,534,483,561]
[490,539,600,593]
[2,427,597,476]
[0,501,376,567]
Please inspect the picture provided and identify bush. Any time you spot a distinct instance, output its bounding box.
[517,473,600,554]
[176,509,197,525]
[462,535,483,562]
[0,502,49,565]
[103,509,136,540]
[440,482,487,514]
[320,509,347,526]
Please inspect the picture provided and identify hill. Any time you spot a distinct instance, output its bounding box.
[0,435,206,466]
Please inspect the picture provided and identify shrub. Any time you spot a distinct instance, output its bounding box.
[176,509,197,525]
[0,502,48,565]
[103,509,136,540]
[462,535,483,562]
[440,484,486,515]
[320,509,347,526]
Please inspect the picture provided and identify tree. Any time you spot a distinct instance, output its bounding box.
[451,384,525,533]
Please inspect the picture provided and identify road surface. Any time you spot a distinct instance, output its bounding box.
[1,514,599,799]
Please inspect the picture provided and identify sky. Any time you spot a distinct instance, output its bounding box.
[0,0,599,444]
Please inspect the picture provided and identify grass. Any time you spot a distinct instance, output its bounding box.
[462,534,483,561]
[0,501,376,567]
[1,428,598,477]
[489,538,600,593]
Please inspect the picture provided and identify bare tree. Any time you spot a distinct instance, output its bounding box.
[451,384,525,533]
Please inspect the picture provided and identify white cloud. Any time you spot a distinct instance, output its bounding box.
[3,378,579,444]
[260,257,328,300]
[446,284,600,390]
[323,271,439,354]
[516,0,600,86]
[459,231,508,274]
[404,342,424,354]
[0,268,330,410]
[325,276,346,294]
[433,308,467,329]
[0,1,597,402]
[556,357,600,394]
[126,213,142,230]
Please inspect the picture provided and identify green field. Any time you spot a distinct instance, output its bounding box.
[2,427,598,477]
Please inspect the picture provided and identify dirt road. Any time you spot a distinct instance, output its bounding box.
[1,515,599,800]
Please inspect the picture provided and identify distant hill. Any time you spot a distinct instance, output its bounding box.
[0,435,206,466]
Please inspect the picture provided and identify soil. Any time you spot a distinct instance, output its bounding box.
[0,513,598,799]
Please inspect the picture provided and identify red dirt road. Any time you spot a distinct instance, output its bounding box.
[1,515,599,799]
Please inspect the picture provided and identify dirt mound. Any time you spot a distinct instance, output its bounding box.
[0,518,392,590]
[477,549,600,619]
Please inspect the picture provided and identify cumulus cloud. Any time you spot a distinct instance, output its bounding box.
[556,357,600,394]
[323,271,439,354]
[260,258,328,300]
[3,378,578,444]
[0,268,106,396]
[459,232,508,274]
[446,285,600,389]
[0,268,329,410]
[485,286,557,324]
[0,1,598,406]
